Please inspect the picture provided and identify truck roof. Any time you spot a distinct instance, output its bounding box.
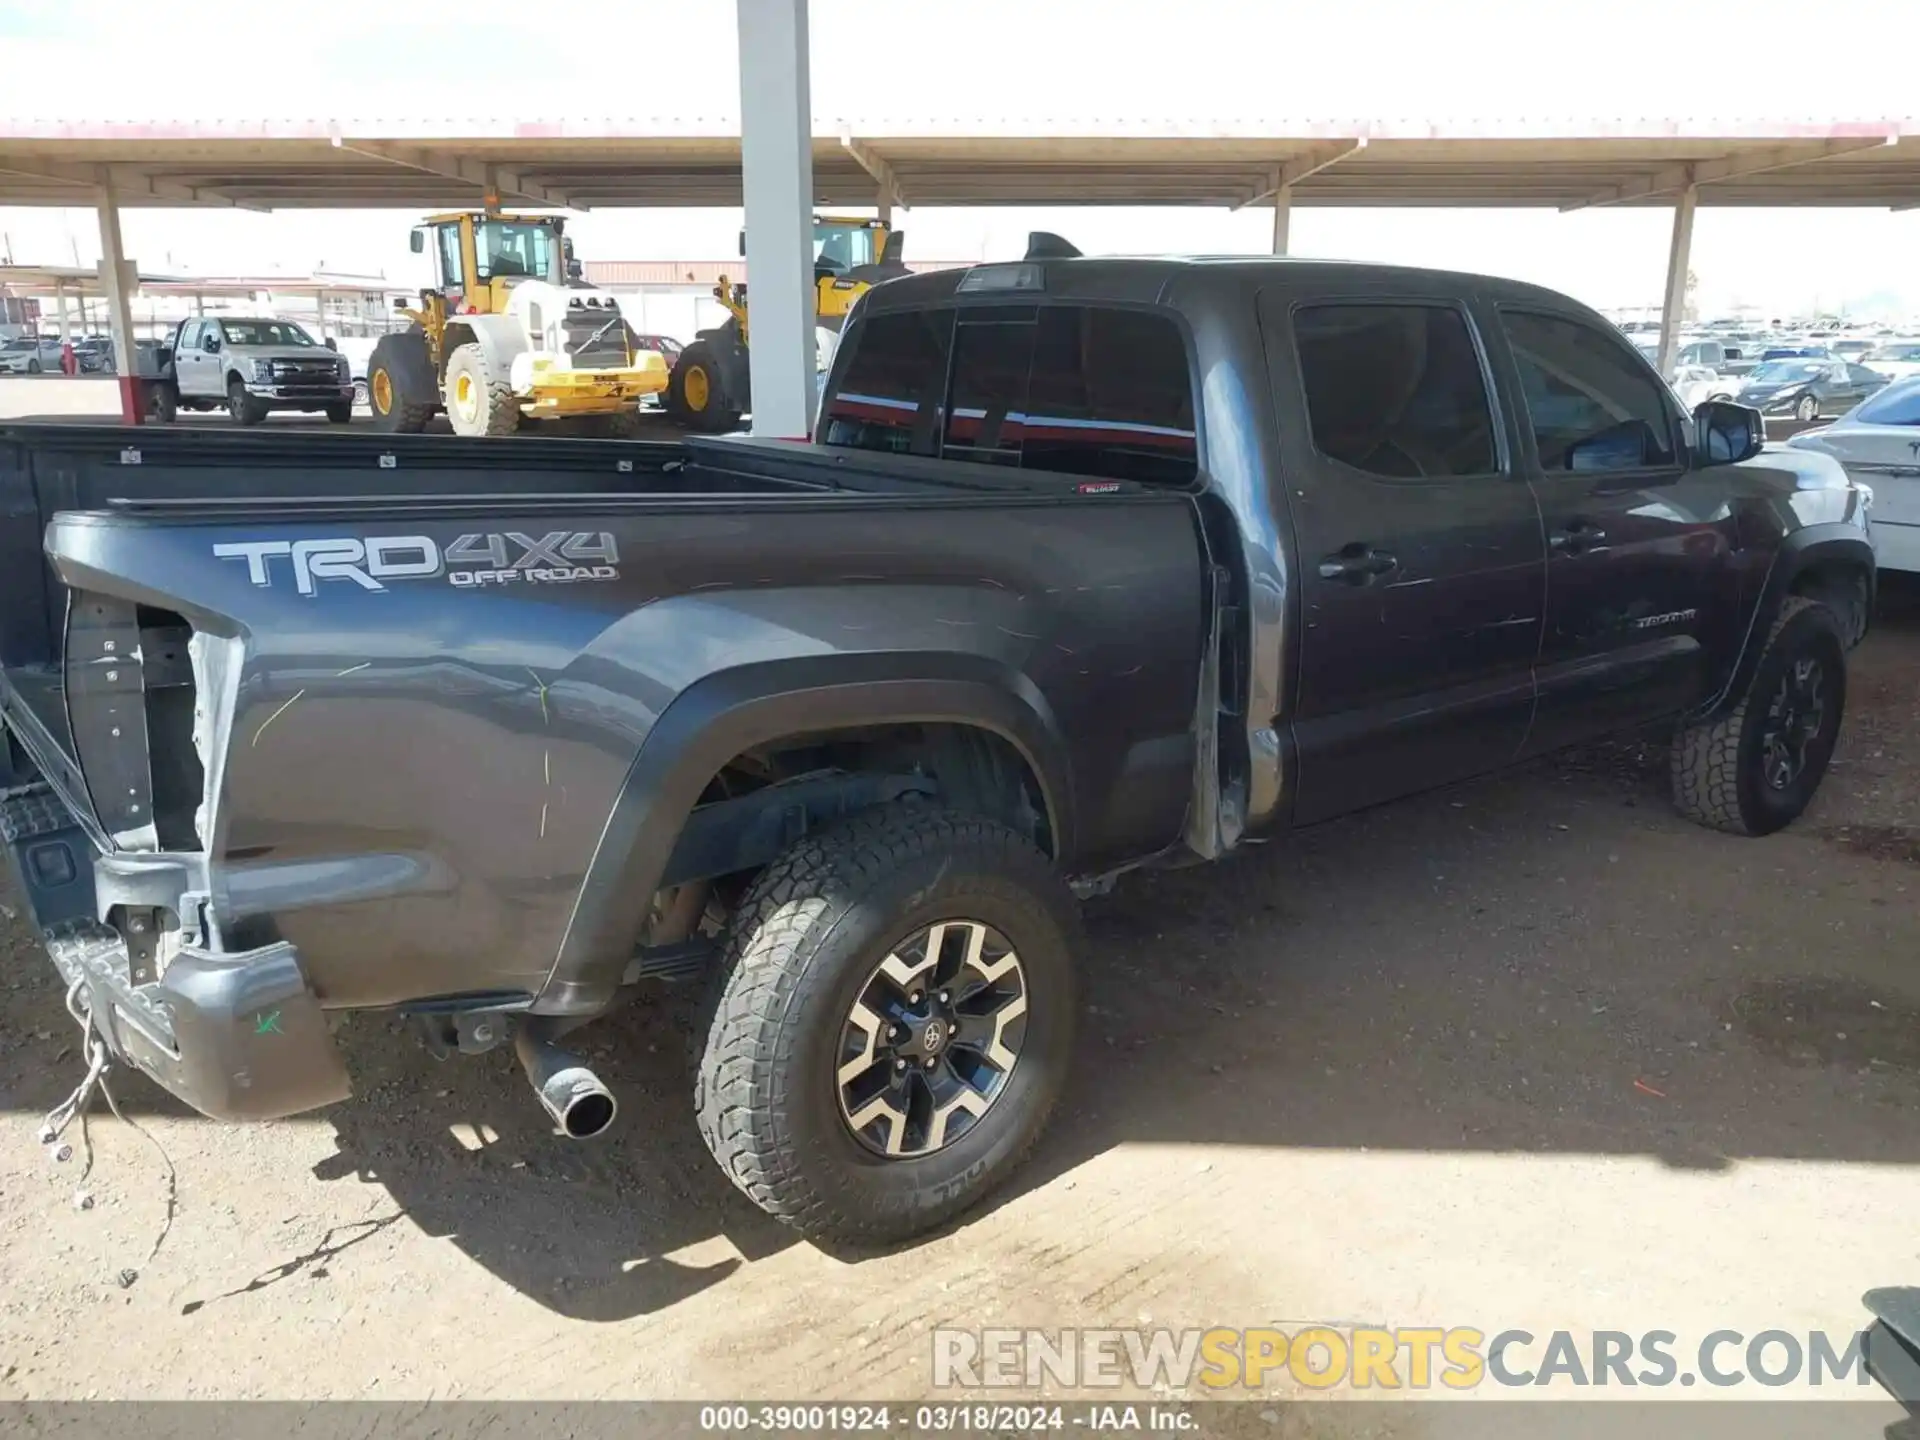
[861,254,1598,322]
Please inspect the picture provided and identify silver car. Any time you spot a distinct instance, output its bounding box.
[1787,376,1920,573]
[167,317,354,424]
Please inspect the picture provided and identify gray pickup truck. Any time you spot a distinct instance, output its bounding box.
[0,244,1874,1244]
[158,316,355,425]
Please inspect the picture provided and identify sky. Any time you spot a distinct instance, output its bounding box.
[2,0,1917,320]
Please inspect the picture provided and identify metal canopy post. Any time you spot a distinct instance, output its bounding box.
[1656,183,1697,379]
[93,170,141,421]
[737,0,817,437]
[1271,183,1293,256]
[53,279,68,338]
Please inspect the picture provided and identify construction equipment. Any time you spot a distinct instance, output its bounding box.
[665,214,907,432]
[366,210,668,438]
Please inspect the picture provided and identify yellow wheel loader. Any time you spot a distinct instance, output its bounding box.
[366,210,668,439]
[665,214,907,432]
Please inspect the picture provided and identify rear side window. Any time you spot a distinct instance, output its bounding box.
[820,309,953,455]
[1854,382,1920,427]
[823,303,1198,485]
[1293,304,1498,478]
[1501,310,1678,472]
[1021,307,1197,485]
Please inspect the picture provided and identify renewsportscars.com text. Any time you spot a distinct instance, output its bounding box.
[932,1326,1872,1392]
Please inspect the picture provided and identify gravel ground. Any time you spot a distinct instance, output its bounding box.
[0,581,1916,1420]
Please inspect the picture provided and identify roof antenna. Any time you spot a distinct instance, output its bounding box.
[1024,232,1081,260]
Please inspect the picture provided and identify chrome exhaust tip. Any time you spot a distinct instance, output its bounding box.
[514,1025,617,1139]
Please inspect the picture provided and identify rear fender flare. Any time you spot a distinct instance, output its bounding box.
[538,651,1075,1015]
[1699,524,1874,716]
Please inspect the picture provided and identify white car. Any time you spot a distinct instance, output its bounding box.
[1786,376,1920,573]
[1670,363,1736,411]
[1858,340,1920,384]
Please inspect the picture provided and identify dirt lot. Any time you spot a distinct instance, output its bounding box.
[1,584,1917,1417]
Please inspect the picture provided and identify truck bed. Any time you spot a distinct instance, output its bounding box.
[0,421,1208,1013]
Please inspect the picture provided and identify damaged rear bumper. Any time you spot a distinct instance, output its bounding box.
[44,919,349,1121]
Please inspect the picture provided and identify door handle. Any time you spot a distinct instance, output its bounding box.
[1318,544,1399,583]
[1549,519,1609,555]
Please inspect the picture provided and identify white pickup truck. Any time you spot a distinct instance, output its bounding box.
[159,316,356,425]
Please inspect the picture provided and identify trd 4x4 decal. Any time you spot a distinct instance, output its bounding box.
[213,531,620,595]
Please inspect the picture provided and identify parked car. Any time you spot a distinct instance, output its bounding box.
[1670,362,1737,410]
[70,336,115,373]
[329,335,379,407]
[631,333,683,362]
[1832,338,1877,361]
[0,250,1874,1244]
[1787,376,1920,572]
[1761,343,1834,362]
[159,316,355,424]
[1859,340,1920,383]
[1735,357,1888,422]
[0,335,65,374]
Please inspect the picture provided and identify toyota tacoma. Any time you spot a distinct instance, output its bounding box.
[0,245,1874,1243]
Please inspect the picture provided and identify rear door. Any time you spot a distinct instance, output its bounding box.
[1260,289,1545,824]
[1494,306,1740,752]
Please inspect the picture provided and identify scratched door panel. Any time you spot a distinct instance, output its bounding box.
[1259,291,1547,826]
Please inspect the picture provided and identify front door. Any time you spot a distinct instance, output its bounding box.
[1262,293,1546,825]
[174,320,209,397]
[1494,307,1740,754]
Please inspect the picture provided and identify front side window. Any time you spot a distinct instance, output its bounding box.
[1501,310,1678,473]
[1293,304,1497,479]
[437,225,466,289]
[219,320,316,347]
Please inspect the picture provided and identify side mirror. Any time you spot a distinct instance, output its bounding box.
[737,229,747,258]
[1694,400,1765,465]
[324,336,338,351]
[392,295,410,311]
[409,229,426,255]
[203,333,221,353]
[881,229,906,264]
[566,258,584,281]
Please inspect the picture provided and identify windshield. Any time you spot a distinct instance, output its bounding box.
[1748,360,1825,383]
[813,221,878,273]
[220,320,316,347]
[475,220,556,282]
[1864,344,1920,362]
[1,338,37,350]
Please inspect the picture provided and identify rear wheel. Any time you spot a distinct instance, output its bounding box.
[442,342,519,438]
[366,333,435,434]
[226,377,265,426]
[352,378,369,407]
[1795,393,1819,423]
[25,358,40,374]
[695,807,1076,1243]
[666,341,743,433]
[145,382,177,424]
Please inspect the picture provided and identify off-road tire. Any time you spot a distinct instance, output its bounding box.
[666,341,743,433]
[146,383,178,425]
[226,377,265,426]
[367,335,435,434]
[443,342,519,438]
[1671,596,1846,836]
[694,806,1077,1244]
